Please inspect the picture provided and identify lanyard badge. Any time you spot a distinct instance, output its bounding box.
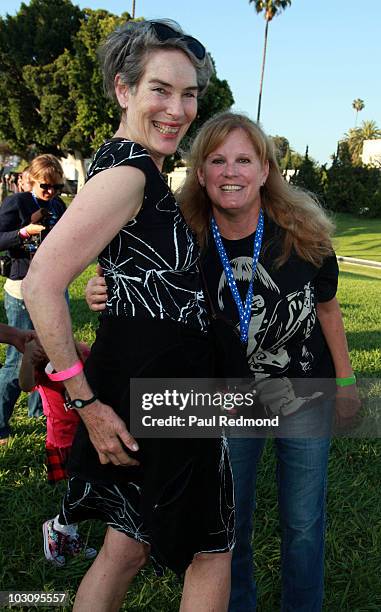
[211,209,264,345]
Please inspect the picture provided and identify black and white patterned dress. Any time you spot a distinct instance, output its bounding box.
[63,139,235,574]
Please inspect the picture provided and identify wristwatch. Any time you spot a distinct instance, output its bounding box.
[64,391,97,411]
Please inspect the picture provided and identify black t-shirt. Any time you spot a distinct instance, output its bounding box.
[202,216,338,378]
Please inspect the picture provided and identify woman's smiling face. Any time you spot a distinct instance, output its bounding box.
[116,48,199,169]
[30,175,63,201]
[197,128,269,217]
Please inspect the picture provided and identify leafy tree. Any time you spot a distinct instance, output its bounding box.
[289,150,303,170]
[325,141,354,212]
[0,142,12,166]
[281,146,291,173]
[0,0,82,66]
[23,8,130,186]
[325,141,381,216]
[58,9,127,155]
[345,120,381,165]
[270,136,303,170]
[290,146,322,196]
[271,135,289,164]
[0,1,234,183]
[178,60,234,160]
[352,98,364,127]
[0,0,82,156]
[281,148,303,171]
[195,77,234,135]
[0,0,83,158]
[249,0,291,121]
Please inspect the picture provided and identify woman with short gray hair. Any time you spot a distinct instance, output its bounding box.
[100,19,212,99]
[23,19,234,612]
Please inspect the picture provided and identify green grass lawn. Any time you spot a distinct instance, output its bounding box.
[0,265,380,611]
[338,263,381,376]
[60,195,74,207]
[333,212,381,262]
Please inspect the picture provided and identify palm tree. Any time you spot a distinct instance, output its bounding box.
[345,120,381,164]
[249,0,292,122]
[131,0,136,18]
[352,98,365,127]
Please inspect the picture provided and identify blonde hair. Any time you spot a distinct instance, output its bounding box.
[179,112,334,268]
[28,154,64,185]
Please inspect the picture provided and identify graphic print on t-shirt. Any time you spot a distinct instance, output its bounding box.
[216,255,317,377]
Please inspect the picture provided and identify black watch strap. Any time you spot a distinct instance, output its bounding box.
[64,393,97,411]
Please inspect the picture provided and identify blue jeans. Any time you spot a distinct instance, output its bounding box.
[0,291,42,439]
[228,415,331,611]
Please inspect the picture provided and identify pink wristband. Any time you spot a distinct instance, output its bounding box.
[19,227,30,239]
[45,359,84,381]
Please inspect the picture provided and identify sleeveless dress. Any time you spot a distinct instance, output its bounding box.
[61,139,235,574]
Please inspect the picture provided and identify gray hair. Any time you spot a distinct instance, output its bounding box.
[98,19,213,104]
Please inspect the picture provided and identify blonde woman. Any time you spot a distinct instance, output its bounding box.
[0,154,65,443]
[181,111,359,611]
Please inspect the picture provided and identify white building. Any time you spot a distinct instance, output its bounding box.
[59,153,92,193]
[167,166,188,193]
[361,139,381,167]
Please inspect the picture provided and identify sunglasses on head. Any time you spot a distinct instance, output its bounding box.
[39,183,64,191]
[150,22,206,61]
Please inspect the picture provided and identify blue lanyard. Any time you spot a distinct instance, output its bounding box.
[31,191,54,208]
[31,192,58,223]
[31,191,40,206]
[211,209,264,344]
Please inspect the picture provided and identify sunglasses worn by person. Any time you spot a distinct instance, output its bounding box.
[150,22,206,60]
[40,183,64,191]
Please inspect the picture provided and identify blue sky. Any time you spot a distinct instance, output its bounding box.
[1,0,380,164]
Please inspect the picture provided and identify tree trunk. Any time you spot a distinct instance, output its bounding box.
[132,0,136,18]
[257,19,269,123]
[74,150,86,193]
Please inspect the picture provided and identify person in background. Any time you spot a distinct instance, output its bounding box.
[0,154,66,444]
[1,173,8,203]
[23,19,234,612]
[0,323,35,352]
[17,168,33,193]
[0,169,33,209]
[19,337,97,567]
[0,323,36,446]
[8,172,20,194]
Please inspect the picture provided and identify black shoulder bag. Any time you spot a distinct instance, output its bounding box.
[0,253,11,277]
